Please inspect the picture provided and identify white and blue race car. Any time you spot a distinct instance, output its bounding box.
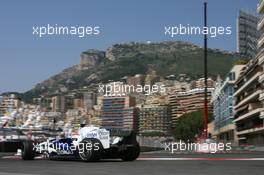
[21,126,140,162]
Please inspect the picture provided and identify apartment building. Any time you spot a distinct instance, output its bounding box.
[122,107,139,131]
[51,95,66,113]
[0,94,21,115]
[38,112,63,130]
[65,109,88,128]
[169,87,214,127]
[145,94,168,106]
[232,1,264,146]
[237,10,260,59]
[0,96,3,116]
[234,59,263,145]
[138,105,171,135]
[211,65,244,144]
[100,96,138,132]
[83,92,97,111]
[191,78,215,89]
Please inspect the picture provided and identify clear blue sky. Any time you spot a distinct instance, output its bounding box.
[0,0,259,93]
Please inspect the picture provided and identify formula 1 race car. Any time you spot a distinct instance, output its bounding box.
[21,126,140,162]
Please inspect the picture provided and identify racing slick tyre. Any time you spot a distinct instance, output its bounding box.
[120,142,140,161]
[21,140,35,160]
[78,138,102,162]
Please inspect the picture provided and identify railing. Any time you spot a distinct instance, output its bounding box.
[258,15,264,30]
[237,123,263,132]
[257,0,264,13]
[256,47,264,59]
[258,32,264,48]
[235,89,262,108]
[259,73,264,83]
[234,72,260,97]
[259,92,264,100]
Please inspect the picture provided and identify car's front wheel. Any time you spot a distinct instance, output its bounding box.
[21,140,35,160]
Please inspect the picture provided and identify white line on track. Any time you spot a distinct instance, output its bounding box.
[138,157,264,161]
[3,156,264,161]
[2,156,43,160]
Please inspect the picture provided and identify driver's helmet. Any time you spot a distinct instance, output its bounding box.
[80,120,86,128]
[59,132,66,139]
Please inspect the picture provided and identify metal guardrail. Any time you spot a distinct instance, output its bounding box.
[0,141,22,152]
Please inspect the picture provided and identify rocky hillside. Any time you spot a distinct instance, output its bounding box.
[21,41,240,102]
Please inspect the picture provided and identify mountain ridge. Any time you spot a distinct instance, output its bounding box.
[13,41,241,102]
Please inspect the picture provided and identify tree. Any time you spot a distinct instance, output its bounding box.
[234,59,248,65]
[173,110,213,142]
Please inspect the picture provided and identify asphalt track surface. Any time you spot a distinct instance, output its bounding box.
[1,152,264,175]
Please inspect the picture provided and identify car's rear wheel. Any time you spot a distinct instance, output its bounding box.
[120,143,140,161]
[21,140,35,160]
[78,138,102,162]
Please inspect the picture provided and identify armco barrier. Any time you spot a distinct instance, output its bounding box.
[0,141,22,152]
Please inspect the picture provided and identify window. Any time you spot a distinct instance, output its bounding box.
[229,72,236,81]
